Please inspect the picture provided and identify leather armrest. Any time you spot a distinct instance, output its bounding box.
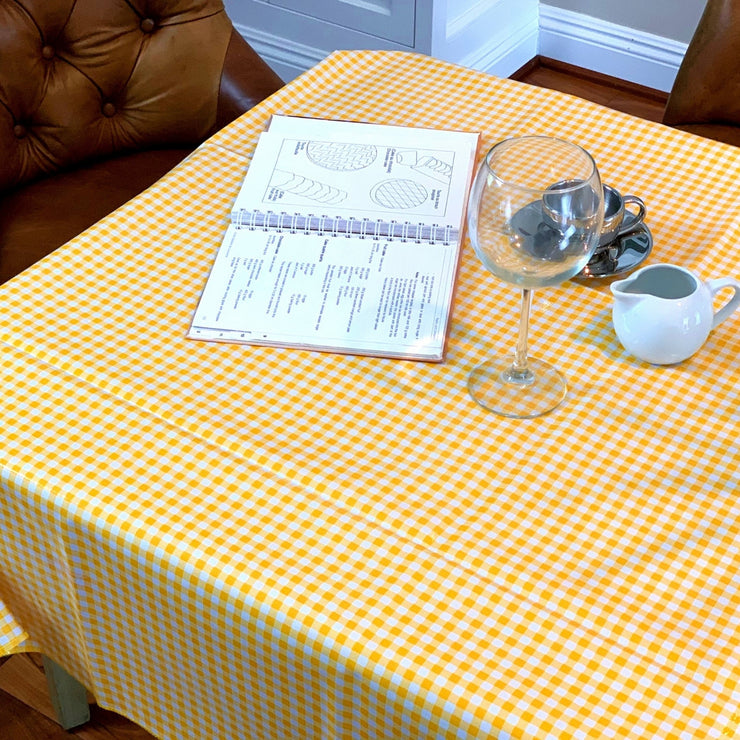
[217,29,284,132]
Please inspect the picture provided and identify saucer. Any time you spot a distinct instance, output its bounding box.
[509,202,653,279]
[576,221,653,279]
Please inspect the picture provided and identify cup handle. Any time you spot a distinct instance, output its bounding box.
[616,196,646,236]
[706,277,740,328]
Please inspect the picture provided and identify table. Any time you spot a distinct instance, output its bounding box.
[1,50,738,740]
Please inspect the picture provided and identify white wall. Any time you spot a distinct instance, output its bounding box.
[436,0,539,78]
[229,0,706,92]
[226,0,539,83]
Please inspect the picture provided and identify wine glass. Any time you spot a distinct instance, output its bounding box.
[467,136,604,418]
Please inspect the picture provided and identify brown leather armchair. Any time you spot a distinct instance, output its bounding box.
[0,0,283,283]
[662,0,740,146]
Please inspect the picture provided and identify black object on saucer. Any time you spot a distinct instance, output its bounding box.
[576,220,653,279]
[510,202,653,279]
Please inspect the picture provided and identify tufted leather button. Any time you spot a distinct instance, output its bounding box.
[140,18,156,33]
[102,102,116,117]
[13,124,27,139]
[41,45,55,60]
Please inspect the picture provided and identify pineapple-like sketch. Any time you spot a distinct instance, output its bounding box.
[371,179,428,209]
[306,141,378,170]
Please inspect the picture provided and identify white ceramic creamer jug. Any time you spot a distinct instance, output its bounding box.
[610,263,740,364]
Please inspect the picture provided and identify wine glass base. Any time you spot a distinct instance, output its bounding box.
[468,357,567,418]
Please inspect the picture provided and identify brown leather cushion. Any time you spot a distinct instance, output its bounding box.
[663,0,740,146]
[0,149,191,282]
[0,1,283,284]
[0,0,232,192]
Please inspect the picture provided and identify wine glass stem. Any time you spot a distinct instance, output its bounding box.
[508,288,535,384]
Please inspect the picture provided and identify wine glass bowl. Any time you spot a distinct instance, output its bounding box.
[467,136,604,417]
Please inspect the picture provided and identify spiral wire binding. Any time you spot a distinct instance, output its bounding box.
[232,210,456,245]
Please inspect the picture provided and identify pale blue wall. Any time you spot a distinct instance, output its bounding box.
[542,0,705,42]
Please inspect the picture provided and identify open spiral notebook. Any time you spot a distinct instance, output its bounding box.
[188,115,479,361]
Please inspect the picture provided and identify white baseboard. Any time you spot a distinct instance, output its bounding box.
[442,0,539,79]
[538,5,687,92]
[478,24,539,80]
[235,23,325,83]
[238,5,688,92]
[459,16,539,78]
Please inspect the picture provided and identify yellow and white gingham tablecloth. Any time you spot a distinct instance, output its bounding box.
[0,50,739,739]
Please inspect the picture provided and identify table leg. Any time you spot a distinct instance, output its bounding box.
[41,655,90,729]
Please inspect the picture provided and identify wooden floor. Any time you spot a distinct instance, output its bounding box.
[0,654,155,739]
[512,56,668,122]
[0,57,667,740]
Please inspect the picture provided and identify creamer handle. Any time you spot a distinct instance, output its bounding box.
[706,278,740,328]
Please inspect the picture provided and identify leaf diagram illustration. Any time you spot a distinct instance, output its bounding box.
[269,170,347,204]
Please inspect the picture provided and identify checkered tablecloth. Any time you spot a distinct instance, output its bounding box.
[0,50,738,739]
